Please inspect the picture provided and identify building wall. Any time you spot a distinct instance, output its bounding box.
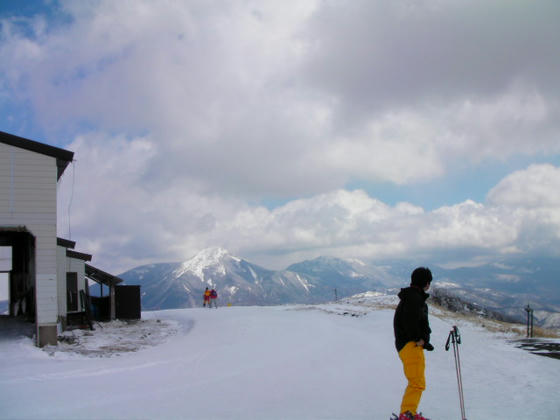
[56,246,87,318]
[0,142,58,341]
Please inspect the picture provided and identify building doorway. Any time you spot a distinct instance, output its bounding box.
[1,246,11,314]
[0,229,36,323]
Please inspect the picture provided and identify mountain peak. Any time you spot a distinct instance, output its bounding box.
[174,247,240,280]
[287,255,353,271]
[194,247,231,261]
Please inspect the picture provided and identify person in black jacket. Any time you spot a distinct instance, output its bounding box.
[393,267,433,420]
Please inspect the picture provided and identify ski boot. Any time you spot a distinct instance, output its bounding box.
[412,413,430,420]
[390,412,430,420]
[390,413,413,420]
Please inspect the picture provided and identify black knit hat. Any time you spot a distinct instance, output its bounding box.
[411,267,432,288]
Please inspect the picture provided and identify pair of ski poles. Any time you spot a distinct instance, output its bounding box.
[445,325,467,420]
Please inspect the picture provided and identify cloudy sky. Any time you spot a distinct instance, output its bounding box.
[1,0,559,274]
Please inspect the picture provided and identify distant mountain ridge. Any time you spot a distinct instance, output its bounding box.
[117,248,382,310]
[114,248,560,329]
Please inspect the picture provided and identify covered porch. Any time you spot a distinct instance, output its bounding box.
[85,264,123,321]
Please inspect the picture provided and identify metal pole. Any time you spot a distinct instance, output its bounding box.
[525,304,532,338]
[446,326,467,420]
[531,309,534,338]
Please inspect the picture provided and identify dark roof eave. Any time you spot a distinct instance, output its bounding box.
[0,226,31,233]
[85,263,123,287]
[0,131,74,180]
[66,249,93,262]
[57,237,76,249]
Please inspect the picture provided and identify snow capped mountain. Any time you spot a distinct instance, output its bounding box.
[172,247,237,281]
[119,249,357,310]
[117,250,559,329]
[286,256,384,295]
[287,256,369,279]
[118,250,389,310]
[120,248,268,309]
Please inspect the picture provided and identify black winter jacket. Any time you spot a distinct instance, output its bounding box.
[393,286,431,352]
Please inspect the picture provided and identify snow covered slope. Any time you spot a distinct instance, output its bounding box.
[0,296,558,419]
[431,282,560,328]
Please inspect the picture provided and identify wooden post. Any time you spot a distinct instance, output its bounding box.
[110,285,116,320]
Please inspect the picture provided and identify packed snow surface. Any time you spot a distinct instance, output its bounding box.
[0,297,559,420]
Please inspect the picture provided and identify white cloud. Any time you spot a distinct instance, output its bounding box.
[441,83,560,161]
[485,164,560,255]
[423,200,518,250]
[301,0,560,112]
[318,111,446,184]
[487,164,560,209]
[2,0,559,198]
[57,160,560,273]
[0,1,558,272]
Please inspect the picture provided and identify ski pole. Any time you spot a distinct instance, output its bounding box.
[445,326,467,420]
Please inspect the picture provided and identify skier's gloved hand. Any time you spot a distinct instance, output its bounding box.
[423,342,434,351]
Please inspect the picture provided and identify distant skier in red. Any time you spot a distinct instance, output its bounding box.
[203,287,211,307]
[210,288,218,308]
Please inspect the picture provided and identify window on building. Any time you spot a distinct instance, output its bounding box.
[67,273,78,312]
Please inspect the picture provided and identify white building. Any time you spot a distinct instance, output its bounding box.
[0,131,123,346]
[56,237,92,328]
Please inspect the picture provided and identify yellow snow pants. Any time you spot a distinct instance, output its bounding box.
[398,341,426,415]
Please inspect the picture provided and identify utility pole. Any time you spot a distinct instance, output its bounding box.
[525,304,534,338]
[334,288,338,302]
